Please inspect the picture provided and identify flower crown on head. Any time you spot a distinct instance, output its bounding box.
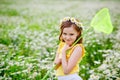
[60,17,83,28]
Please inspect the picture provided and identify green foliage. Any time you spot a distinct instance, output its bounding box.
[0,8,19,16]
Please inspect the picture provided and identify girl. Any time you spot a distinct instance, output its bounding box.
[54,17,85,80]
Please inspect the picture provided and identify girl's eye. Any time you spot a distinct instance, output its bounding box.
[70,34,74,36]
[63,33,67,35]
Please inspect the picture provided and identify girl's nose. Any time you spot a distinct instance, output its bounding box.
[66,35,70,39]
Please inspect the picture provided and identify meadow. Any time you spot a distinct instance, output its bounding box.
[0,0,120,80]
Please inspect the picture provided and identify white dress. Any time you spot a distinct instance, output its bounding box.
[57,73,82,80]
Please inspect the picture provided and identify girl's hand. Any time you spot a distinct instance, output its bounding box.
[62,44,72,53]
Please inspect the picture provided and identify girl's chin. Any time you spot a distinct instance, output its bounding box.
[66,42,73,46]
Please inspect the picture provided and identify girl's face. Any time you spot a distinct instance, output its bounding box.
[62,26,79,46]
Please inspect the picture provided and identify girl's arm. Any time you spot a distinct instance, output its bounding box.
[62,45,82,74]
[54,52,61,65]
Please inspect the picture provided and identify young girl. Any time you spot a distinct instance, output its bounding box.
[54,17,85,80]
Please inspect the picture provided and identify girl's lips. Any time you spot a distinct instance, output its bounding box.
[65,40,71,42]
[65,39,71,41]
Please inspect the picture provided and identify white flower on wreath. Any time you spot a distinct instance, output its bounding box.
[60,17,83,28]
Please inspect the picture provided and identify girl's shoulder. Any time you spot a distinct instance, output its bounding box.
[58,41,65,48]
[59,41,65,45]
[57,41,65,52]
[74,43,84,49]
[73,44,85,56]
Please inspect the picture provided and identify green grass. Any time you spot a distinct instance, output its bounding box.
[0,8,19,16]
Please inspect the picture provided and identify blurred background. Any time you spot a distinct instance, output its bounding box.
[0,0,120,80]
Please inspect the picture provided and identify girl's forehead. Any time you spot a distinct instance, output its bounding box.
[63,27,77,32]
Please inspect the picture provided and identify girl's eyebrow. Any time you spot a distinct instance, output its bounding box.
[63,32,66,33]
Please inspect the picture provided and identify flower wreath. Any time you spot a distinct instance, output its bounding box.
[60,17,83,28]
